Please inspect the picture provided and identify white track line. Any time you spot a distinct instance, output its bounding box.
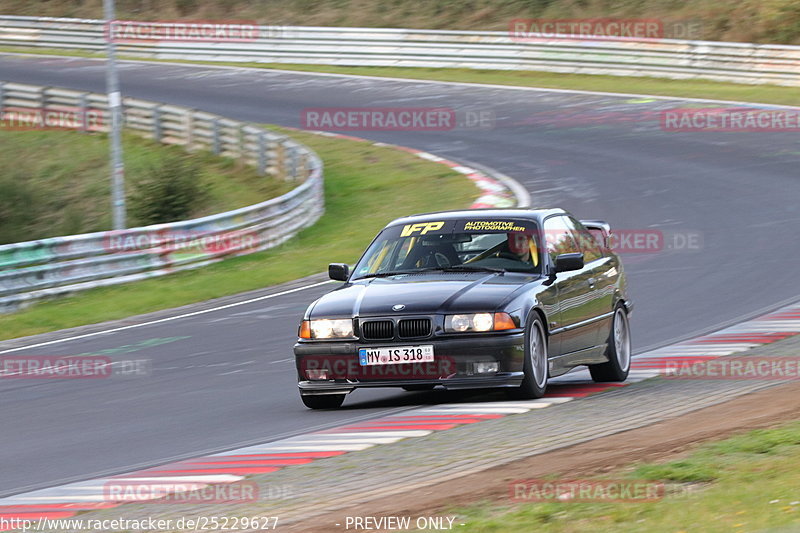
[0,280,331,355]
[114,475,243,482]
[268,438,405,445]
[213,444,377,453]
[415,407,531,414]
[310,430,433,438]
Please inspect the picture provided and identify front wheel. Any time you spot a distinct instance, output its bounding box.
[301,393,346,409]
[589,305,631,382]
[507,314,548,399]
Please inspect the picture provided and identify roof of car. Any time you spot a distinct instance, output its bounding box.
[385,208,567,228]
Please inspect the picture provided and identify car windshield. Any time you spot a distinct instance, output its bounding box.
[352,218,542,279]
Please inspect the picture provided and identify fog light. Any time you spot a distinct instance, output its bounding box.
[472,361,499,374]
[306,369,329,380]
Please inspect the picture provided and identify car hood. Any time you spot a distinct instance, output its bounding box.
[308,272,540,317]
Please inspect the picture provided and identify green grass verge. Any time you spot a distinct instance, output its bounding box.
[454,420,800,532]
[3,46,800,107]
[193,62,800,108]
[0,129,478,340]
[0,130,292,243]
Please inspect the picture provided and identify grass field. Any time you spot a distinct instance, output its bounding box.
[455,420,800,532]
[0,129,478,340]
[0,130,292,244]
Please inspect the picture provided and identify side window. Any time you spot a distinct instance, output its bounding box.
[543,216,580,263]
[569,218,604,263]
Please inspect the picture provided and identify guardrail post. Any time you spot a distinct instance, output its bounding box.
[38,86,48,112]
[212,118,221,155]
[79,93,89,133]
[152,105,162,142]
[185,110,194,149]
[299,152,309,178]
[288,145,298,180]
[257,131,267,176]
[116,96,126,129]
[0,82,5,114]
[276,139,286,181]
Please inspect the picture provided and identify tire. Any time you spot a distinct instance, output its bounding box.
[301,393,346,409]
[402,385,436,392]
[589,305,631,382]
[507,313,548,399]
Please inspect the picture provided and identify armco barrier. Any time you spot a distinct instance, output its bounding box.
[0,16,799,86]
[0,81,324,313]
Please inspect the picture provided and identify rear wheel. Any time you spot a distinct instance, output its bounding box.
[589,305,631,382]
[301,393,346,409]
[507,314,548,399]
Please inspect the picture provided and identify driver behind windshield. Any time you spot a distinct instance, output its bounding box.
[354,224,542,278]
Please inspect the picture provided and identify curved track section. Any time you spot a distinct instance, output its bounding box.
[0,55,798,497]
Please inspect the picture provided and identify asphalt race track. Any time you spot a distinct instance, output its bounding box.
[1,55,798,497]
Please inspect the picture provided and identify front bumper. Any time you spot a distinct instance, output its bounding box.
[295,332,525,395]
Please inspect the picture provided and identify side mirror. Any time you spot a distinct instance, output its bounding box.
[328,263,350,281]
[554,253,584,273]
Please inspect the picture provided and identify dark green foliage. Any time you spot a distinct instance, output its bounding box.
[0,171,39,244]
[128,155,209,225]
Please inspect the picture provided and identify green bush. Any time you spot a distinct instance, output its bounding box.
[0,171,40,245]
[129,154,209,225]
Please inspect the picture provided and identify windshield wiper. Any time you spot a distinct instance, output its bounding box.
[422,265,505,274]
[357,270,419,279]
[358,266,505,279]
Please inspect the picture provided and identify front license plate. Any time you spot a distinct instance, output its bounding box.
[358,345,434,366]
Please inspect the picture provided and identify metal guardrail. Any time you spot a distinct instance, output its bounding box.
[0,81,324,313]
[1,16,799,86]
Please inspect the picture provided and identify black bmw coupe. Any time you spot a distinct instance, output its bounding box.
[294,208,632,409]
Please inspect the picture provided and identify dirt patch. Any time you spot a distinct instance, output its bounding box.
[288,380,800,531]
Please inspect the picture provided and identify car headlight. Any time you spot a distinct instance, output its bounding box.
[444,312,516,333]
[299,319,354,339]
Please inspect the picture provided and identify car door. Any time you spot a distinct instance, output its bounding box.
[568,216,615,348]
[543,215,597,356]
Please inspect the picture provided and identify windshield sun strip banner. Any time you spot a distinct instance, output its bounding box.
[393,219,537,238]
